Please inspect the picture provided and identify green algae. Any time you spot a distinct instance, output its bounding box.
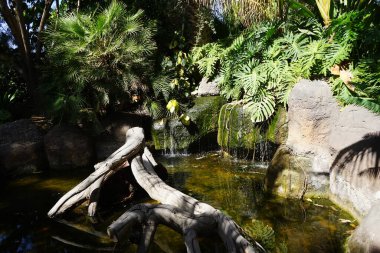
[217,104,287,156]
[159,154,356,253]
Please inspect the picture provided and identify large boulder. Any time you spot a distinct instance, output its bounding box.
[267,79,380,203]
[348,202,380,253]
[330,132,380,218]
[329,105,380,152]
[152,96,225,153]
[286,79,339,174]
[0,119,46,177]
[266,145,329,198]
[329,106,380,218]
[44,125,94,170]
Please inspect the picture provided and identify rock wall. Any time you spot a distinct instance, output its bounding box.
[44,125,94,170]
[0,119,47,177]
[0,112,153,175]
[286,80,339,174]
[267,80,380,219]
[348,201,380,253]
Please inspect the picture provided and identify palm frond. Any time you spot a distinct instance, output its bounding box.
[43,0,156,122]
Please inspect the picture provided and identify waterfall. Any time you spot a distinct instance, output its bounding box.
[218,103,276,162]
[161,121,188,157]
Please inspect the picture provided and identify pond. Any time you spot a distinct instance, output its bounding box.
[0,152,356,253]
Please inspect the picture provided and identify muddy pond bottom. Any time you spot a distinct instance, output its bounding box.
[0,152,356,253]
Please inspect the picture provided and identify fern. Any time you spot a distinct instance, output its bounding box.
[191,9,380,122]
[152,74,173,101]
[191,43,223,78]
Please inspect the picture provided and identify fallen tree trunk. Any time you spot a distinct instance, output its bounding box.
[48,127,263,253]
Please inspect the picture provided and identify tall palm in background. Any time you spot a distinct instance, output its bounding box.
[43,0,156,123]
[193,0,281,25]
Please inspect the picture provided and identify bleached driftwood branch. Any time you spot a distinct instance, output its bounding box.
[48,128,144,218]
[48,127,263,253]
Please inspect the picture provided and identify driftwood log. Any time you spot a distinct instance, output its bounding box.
[48,127,263,253]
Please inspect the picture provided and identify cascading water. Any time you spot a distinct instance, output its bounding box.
[161,121,188,157]
[218,103,275,163]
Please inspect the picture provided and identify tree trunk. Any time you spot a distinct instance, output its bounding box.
[36,0,54,60]
[48,127,263,253]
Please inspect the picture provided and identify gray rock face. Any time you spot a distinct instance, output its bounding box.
[192,77,220,96]
[348,201,380,253]
[0,119,46,176]
[329,105,380,152]
[271,79,380,253]
[268,79,380,212]
[44,125,94,170]
[330,133,380,218]
[287,79,339,174]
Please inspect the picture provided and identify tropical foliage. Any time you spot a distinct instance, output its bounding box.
[43,0,156,123]
[191,7,380,123]
[147,30,198,120]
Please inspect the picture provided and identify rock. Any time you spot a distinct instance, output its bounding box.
[270,79,380,205]
[151,96,225,153]
[330,132,380,218]
[218,103,259,151]
[266,146,329,198]
[287,79,339,171]
[44,125,94,170]
[329,105,380,152]
[192,77,220,96]
[270,107,288,146]
[0,119,46,177]
[348,201,380,253]
[217,103,285,159]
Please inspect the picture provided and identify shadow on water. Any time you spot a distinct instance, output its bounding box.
[0,152,356,253]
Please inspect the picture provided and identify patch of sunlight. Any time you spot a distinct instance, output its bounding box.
[36,178,82,192]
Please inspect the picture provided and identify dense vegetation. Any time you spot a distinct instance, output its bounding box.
[43,1,156,124]
[192,3,380,122]
[0,0,379,126]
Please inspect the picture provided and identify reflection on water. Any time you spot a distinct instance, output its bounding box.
[0,153,355,253]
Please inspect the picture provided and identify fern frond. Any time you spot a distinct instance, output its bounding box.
[152,74,173,101]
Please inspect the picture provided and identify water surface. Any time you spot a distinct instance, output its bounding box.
[0,153,356,252]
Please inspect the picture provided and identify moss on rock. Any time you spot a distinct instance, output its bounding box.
[217,103,260,150]
[266,145,329,198]
[217,104,287,158]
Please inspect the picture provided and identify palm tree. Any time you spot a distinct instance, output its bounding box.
[193,0,281,25]
[43,0,156,122]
